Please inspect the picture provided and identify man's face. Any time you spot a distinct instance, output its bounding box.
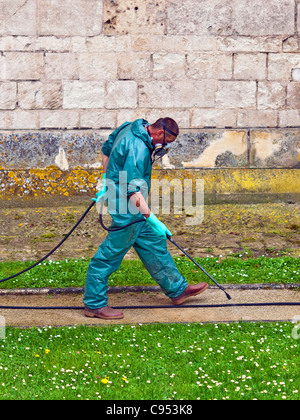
[152,129,177,146]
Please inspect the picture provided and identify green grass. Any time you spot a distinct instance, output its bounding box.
[0,256,299,289]
[0,322,299,400]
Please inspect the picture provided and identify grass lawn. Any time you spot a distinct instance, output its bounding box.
[0,255,299,289]
[0,255,299,400]
[0,322,299,400]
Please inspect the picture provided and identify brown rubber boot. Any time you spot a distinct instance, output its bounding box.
[84,306,124,320]
[171,283,209,305]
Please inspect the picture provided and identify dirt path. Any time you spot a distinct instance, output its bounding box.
[1,287,299,327]
[0,200,299,262]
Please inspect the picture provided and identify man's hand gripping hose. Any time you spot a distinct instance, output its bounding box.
[145,212,172,238]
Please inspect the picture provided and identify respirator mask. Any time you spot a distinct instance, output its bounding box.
[147,120,177,164]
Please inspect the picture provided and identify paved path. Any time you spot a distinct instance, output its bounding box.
[0,287,299,327]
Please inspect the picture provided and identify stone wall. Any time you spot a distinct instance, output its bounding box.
[0,0,299,201]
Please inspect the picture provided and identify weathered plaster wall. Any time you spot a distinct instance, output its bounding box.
[0,0,299,201]
[0,130,299,203]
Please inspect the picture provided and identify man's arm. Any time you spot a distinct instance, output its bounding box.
[129,192,172,238]
[102,154,109,173]
[129,192,151,218]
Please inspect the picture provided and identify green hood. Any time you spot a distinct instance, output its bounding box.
[131,119,153,151]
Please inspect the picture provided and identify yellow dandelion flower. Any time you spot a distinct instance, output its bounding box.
[101,378,109,384]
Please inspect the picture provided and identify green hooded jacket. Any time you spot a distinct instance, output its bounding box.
[101,119,153,226]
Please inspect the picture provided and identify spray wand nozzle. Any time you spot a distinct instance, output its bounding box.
[166,234,232,301]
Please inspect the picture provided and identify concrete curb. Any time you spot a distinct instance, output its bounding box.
[0,283,299,296]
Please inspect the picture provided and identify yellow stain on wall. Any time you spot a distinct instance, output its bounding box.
[0,167,299,200]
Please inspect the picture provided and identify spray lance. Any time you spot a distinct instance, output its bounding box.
[166,234,232,300]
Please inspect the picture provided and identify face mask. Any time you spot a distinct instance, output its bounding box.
[145,121,176,164]
[151,143,170,164]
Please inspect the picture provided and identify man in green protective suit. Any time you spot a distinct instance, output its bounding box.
[83,118,208,320]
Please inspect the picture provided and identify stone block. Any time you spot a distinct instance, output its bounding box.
[282,37,300,53]
[105,81,138,109]
[0,52,44,81]
[0,36,35,52]
[0,83,17,110]
[153,54,186,80]
[6,110,38,130]
[72,35,131,53]
[287,83,300,108]
[292,68,300,82]
[257,82,286,110]
[38,0,103,36]
[35,37,72,53]
[116,109,148,127]
[0,112,5,128]
[216,81,256,109]
[174,80,216,108]
[250,131,300,168]
[45,53,79,80]
[268,54,300,80]
[103,0,166,35]
[167,0,295,36]
[39,110,79,129]
[237,110,277,128]
[139,81,216,108]
[63,81,105,109]
[131,35,217,53]
[80,110,117,129]
[118,53,152,81]
[187,53,232,79]
[218,36,282,53]
[178,130,248,168]
[234,54,266,80]
[0,0,36,36]
[18,82,63,110]
[279,110,300,127]
[79,53,118,81]
[191,109,236,128]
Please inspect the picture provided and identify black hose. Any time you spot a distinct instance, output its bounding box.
[0,302,299,310]
[0,202,96,284]
[98,199,145,232]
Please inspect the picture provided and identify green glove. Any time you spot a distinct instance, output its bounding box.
[92,173,106,203]
[146,212,172,238]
